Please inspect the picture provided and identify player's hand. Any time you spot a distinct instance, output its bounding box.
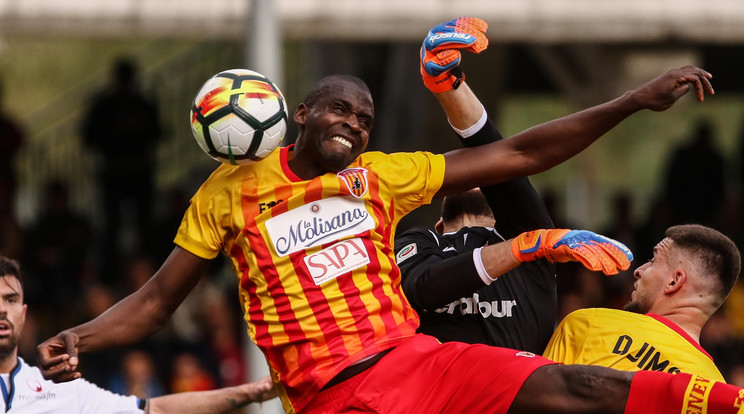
[629,65,714,112]
[37,331,82,383]
[511,229,633,275]
[240,376,277,403]
[420,17,488,93]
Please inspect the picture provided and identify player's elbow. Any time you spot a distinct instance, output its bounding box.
[138,288,176,333]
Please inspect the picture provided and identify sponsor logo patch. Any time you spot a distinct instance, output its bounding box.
[395,242,418,264]
[265,196,375,256]
[515,351,536,358]
[304,238,370,285]
[26,378,42,392]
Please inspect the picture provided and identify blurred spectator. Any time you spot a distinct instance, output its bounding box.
[82,56,162,277]
[108,349,166,399]
[700,308,744,381]
[123,253,158,292]
[716,194,744,246]
[556,291,586,323]
[600,192,638,309]
[16,310,40,362]
[199,289,247,387]
[541,188,584,306]
[22,180,92,314]
[738,117,744,204]
[0,80,25,261]
[149,186,190,263]
[0,202,22,260]
[663,119,725,226]
[728,364,744,387]
[635,196,675,261]
[0,78,25,216]
[721,278,744,340]
[77,283,126,387]
[170,351,217,393]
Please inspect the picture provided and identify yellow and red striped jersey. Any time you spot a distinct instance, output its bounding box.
[175,146,445,413]
[543,308,724,382]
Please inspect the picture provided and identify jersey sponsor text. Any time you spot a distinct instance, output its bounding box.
[265,196,375,256]
[434,293,517,318]
[304,238,370,285]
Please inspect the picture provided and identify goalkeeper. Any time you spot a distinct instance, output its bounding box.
[397,18,632,354]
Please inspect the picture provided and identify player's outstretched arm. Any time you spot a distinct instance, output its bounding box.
[147,376,277,414]
[511,229,633,275]
[437,65,714,196]
[477,228,633,281]
[37,246,210,382]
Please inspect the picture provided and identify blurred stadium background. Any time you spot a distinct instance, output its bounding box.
[2,1,744,412]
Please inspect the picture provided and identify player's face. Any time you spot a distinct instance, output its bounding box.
[295,80,374,173]
[0,275,25,358]
[624,238,674,314]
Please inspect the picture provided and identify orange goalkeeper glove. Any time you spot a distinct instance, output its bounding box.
[511,229,633,275]
[420,17,489,93]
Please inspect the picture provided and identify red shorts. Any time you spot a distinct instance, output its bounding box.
[303,333,555,413]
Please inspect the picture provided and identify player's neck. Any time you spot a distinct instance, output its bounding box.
[286,144,325,180]
[0,349,18,374]
[652,307,705,343]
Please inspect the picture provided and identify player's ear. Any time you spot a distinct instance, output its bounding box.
[666,270,686,293]
[435,218,444,233]
[294,103,308,125]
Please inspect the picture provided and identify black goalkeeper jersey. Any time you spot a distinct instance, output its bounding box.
[395,117,557,354]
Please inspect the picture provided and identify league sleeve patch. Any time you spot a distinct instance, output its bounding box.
[396,242,418,264]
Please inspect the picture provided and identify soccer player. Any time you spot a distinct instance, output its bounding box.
[395,72,561,353]
[38,17,740,414]
[0,255,276,413]
[543,224,741,382]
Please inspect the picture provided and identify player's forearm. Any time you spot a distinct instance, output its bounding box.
[440,91,639,194]
[74,247,208,352]
[435,82,485,130]
[70,286,174,352]
[506,91,639,172]
[479,241,521,280]
[147,379,276,414]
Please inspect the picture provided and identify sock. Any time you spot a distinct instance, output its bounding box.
[625,370,744,414]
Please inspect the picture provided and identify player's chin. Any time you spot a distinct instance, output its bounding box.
[324,153,356,172]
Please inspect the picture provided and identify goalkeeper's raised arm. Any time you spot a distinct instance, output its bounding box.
[422,18,714,197]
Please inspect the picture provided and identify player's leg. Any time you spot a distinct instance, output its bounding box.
[510,364,632,413]
[342,334,555,413]
[512,364,744,414]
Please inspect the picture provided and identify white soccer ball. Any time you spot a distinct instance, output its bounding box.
[190,69,288,165]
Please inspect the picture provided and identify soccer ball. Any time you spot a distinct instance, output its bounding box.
[190,69,288,165]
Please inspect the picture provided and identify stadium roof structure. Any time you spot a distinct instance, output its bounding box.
[2,0,744,43]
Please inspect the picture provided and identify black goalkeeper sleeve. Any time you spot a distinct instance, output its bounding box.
[460,116,554,237]
[397,228,486,311]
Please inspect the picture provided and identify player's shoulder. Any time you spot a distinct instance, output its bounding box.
[199,148,283,192]
[564,308,648,324]
[19,358,79,391]
[354,151,442,170]
[395,226,440,246]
